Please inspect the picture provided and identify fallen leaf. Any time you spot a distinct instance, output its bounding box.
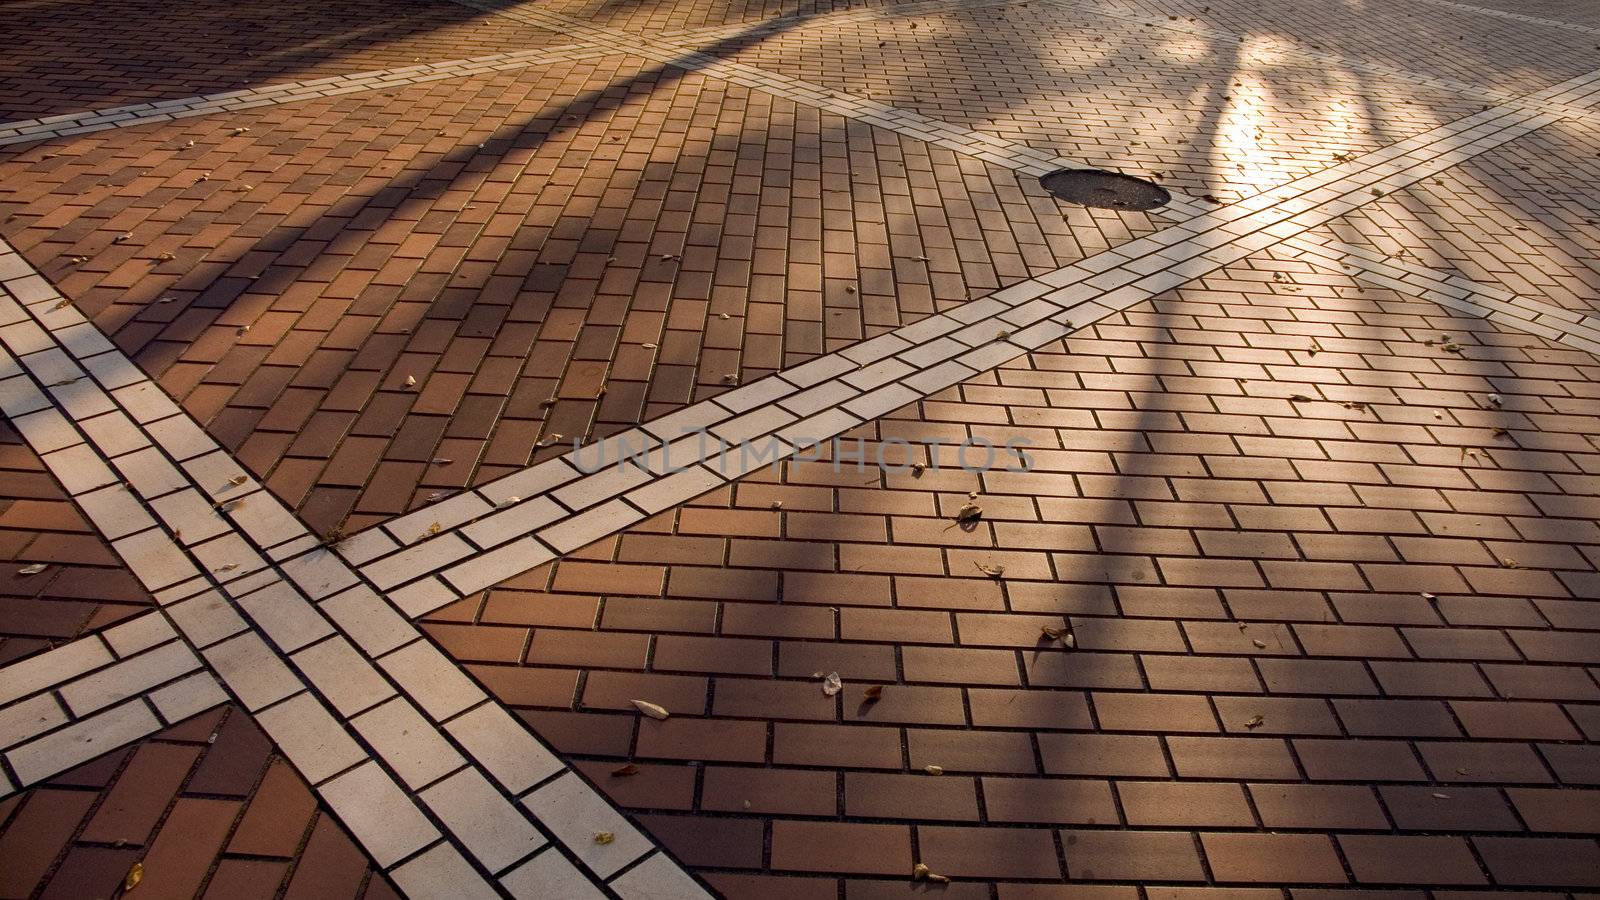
[975,562,1005,578]
[821,672,843,697]
[53,299,70,309]
[910,463,926,477]
[1486,393,1502,407]
[611,764,641,777]
[124,862,144,892]
[403,375,417,388]
[641,342,657,349]
[863,685,884,701]
[498,496,520,508]
[113,233,132,244]
[923,765,944,776]
[215,563,238,573]
[1288,394,1313,402]
[630,699,670,720]
[1422,592,1437,601]
[1244,714,1265,730]
[1252,639,1267,649]
[430,457,454,465]
[1040,625,1076,648]
[425,522,441,536]
[955,503,982,525]
[594,832,615,845]
[18,563,47,576]
[912,863,951,884]
[228,475,247,486]
[1201,193,1223,203]
[1432,792,1451,799]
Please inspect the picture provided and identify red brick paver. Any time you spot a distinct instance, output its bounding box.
[0,57,1151,537]
[0,423,155,663]
[421,251,1600,895]
[0,0,564,122]
[0,703,397,899]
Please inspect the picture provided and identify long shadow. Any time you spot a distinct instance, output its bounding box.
[83,8,844,538]
[0,0,523,121]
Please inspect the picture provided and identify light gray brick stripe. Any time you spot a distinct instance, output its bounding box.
[0,44,624,146]
[0,245,706,899]
[1283,233,1600,356]
[343,63,1596,599]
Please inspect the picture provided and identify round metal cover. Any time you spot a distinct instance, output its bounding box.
[1039,168,1170,211]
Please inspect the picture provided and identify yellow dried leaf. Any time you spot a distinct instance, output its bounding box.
[1244,714,1265,730]
[124,862,144,891]
[594,832,615,845]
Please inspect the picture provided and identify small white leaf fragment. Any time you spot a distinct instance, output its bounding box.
[402,375,417,388]
[630,699,670,720]
[821,672,843,697]
[975,562,1005,578]
[18,563,47,576]
[1422,592,1437,601]
[912,863,950,884]
[498,496,520,508]
[923,765,944,776]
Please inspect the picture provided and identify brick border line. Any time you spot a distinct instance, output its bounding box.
[1282,233,1600,355]
[334,57,1600,611]
[0,244,708,898]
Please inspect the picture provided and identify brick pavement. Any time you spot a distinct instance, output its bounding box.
[0,702,400,899]
[0,421,156,663]
[0,57,1151,537]
[695,0,1503,203]
[1,0,1598,895]
[1317,118,1600,317]
[416,248,1600,895]
[0,0,564,122]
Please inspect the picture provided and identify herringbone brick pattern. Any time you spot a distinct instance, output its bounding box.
[421,250,1600,895]
[0,0,564,122]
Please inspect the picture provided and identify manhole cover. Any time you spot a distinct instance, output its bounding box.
[1040,168,1170,211]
